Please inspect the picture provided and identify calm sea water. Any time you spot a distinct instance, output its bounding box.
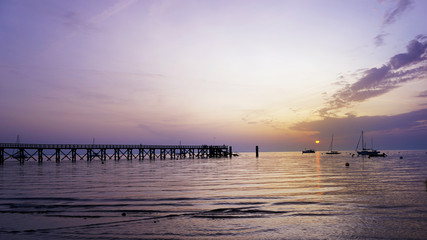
[0,151,426,239]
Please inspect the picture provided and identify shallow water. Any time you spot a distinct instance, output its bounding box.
[0,151,426,239]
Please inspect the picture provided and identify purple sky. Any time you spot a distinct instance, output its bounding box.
[1,0,426,151]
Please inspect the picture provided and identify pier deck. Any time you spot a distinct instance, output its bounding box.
[0,143,232,164]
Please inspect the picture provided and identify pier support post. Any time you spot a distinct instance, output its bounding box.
[55,149,60,163]
[171,149,175,159]
[87,149,91,161]
[100,149,103,161]
[0,148,4,164]
[160,149,165,160]
[229,146,232,158]
[18,148,25,163]
[38,149,43,163]
[256,146,259,158]
[114,149,119,161]
[71,149,76,162]
[149,149,155,160]
[101,148,106,161]
[127,149,132,160]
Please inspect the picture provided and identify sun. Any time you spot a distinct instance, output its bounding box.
[315,140,320,144]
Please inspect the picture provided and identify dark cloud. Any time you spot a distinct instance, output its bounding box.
[390,38,426,69]
[295,108,427,133]
[61,10,97,32]
[319,36,427,117]
[382,0,413,26]
[291,108,427,150]
[374,33,387,47]
[137,124,162,136]
[374,0,413,46]
[417,90,427,97]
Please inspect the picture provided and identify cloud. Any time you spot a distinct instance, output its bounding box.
[91,0,138,24]
[374,33,388,47]
[382,0,413,26]
[61,11,94,32]
[137,123,162,136]
[390,38,426,69]
[291,108,427,149]
[58,0,138,34]
[374,0,413,46]
[319,36,427,117]
[295,108,427,133]
[417,90,427,97]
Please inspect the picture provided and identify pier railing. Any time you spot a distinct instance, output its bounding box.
[0,143,226,149]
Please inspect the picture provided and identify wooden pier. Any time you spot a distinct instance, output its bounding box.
[0,143,232,164]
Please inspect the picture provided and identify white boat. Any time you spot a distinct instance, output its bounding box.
[356,131,386,157]
[326,134,341,155]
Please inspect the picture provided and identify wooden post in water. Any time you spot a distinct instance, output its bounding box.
[171,148,176,159]
[256,146,259,158]
[139,148,143,160]
[0,148,4,164]
[71,149,76,162]
[87,149,91,161]
[149,149,155,160]
[38,149,43,163]
[114,148,119,161]
[127,149,132,160]
[55,149,60,163]
[229,146,232,158]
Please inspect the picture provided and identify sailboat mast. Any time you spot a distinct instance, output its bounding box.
[356,131,362,151]
[361,131,365,150]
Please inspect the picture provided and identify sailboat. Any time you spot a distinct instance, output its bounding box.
[12,135,28,159]
[326,134,341,154]
[92,138,100,158]
[355,131,386,157]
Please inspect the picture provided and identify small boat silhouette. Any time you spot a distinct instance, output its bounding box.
[355,131,386,157]
[326,134,341,155]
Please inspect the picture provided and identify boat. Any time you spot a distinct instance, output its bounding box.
[355,131,386,157]
[326,134,341,155]
[12,135,29,159]
[91,138,100,157]
[302,149,315,154]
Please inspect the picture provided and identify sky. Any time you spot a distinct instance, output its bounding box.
[1,0,426,152]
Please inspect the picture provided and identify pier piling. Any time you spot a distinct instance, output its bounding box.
[256,146,259,158]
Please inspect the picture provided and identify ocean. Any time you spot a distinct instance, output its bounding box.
[0,150,426,239]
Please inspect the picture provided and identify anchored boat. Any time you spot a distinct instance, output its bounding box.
[12,135,29,160]
[326,134,341,155]
[302,149,315,154]
[355,131,386,157]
